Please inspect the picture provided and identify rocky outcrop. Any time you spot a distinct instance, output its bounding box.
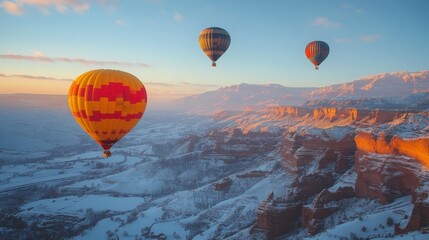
[248,109,428,239]
[354,132,429,202]
[302,187,355,235]
[251,125,356,239]
[291,173,337,201]
[280,128,356,174]
[251,193,302,240]
[267,106,313,119]
[354,150,422,204]
[391,136,429,167]
[214,177,232,191]
[395,192,429,235]
[355,131,429,167]
[266,106,410,124]
[354,130,429,235]
[202,128,279,160]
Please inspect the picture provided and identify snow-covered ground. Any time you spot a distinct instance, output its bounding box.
[303,196,416,240]
[0,102,288,239]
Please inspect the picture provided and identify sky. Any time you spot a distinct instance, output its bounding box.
[1,0,429,101]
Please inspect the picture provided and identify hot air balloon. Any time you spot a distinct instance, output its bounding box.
[68,69,147,157]
[305,41,330,70]
[199,27,231,67]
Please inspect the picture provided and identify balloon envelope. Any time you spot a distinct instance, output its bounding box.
[305,41,330,70]
[68,69,147,157]
[199,27,231,67]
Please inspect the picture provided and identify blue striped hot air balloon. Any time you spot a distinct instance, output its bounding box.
[199,27,231,67]
[305,41,330,70]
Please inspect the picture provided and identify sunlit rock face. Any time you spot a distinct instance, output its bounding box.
[354,131,429,197]
[391,137,429,167]
[355,131,429,167]
[354,130,429,235]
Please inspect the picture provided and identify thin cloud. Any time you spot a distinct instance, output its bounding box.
[0,1,24,15]
[359,34,382,42]
[173,12,183,22]
[0,73,219,101]
[0,73,72,81]
[33,50,44,57]
[1,0,90,15]
[0,53,151,68]
[311,17,341,28]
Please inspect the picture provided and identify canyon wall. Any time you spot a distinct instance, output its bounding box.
[266,106,410,124]
[250,107,429,238]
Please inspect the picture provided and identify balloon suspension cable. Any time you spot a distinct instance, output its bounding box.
[212,62,216,67]
[103,150,112,158]
[315,66,319,70]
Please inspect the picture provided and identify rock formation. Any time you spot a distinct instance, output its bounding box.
[249,108,429,238]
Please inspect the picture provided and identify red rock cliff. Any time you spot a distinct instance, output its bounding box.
[280,128,356,174]
[355,132,429,168]
[354,131,429,234]
[251,193,302,240]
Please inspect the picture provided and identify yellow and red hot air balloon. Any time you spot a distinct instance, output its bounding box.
[68,69,147,157]
[199,27,231,67]
[305,41,330,70]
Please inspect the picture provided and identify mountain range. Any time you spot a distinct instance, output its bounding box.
[173,70,429,114]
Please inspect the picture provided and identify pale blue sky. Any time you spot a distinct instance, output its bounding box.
[1,0,428,95]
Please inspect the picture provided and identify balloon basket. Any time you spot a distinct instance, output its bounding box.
[103,150,112,158]
[212,62,216,67]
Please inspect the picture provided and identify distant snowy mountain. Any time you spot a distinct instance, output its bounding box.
[307,71,429,99]
[173,71,429,114]
[304,92,429,111]
[173,83,314,114]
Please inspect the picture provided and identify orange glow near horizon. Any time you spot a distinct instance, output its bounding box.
[0,75,71,95]
[0,75,220,104]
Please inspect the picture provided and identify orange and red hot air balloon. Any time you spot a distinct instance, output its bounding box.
[305,41,330,70]
[68,69,147,157]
